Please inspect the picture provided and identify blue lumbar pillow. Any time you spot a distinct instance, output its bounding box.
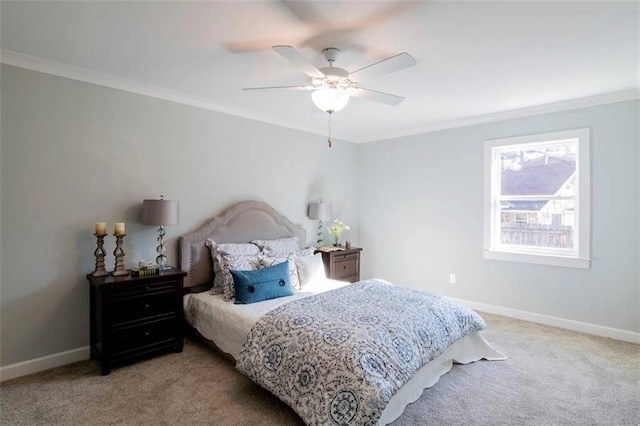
[231,261,293,304]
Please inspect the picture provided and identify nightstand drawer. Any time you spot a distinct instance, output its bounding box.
[111,289,177,325]
[333,259,358,279]
[112,280,178,299]
[112,317,179,355]
[332,252,359,262]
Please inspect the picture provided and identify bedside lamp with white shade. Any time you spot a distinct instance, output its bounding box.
[141,195,180,270]
[308,200,332,247]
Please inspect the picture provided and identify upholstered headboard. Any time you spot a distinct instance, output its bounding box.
[178,200,306,289]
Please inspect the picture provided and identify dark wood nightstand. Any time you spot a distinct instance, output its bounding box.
[318,247,362,283]
[87,267,187,375]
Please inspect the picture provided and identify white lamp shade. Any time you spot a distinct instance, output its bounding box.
[308,201,333,221]
[141,199,180,226]
[311,88,350,113]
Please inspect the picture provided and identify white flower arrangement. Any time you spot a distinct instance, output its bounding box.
[328,219,350,239]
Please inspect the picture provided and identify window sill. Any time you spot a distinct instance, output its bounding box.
[483,249,590,269]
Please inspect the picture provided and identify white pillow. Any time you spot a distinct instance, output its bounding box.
[251,236,300,254]
[260,247,315,290]
[294,253,326,287]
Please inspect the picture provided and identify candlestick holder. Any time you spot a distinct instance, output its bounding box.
[90,233,110,277]
[111,234,129,277]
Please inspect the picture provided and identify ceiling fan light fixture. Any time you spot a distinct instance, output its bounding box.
[311,87,350,113]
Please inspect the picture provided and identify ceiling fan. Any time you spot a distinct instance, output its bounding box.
[243,45,416,114]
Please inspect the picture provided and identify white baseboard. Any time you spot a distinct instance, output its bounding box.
[1,299,638,382]
[0,346,90,382]
[447,297,640,344]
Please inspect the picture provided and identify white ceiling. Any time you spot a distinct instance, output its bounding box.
[2,1,638,143]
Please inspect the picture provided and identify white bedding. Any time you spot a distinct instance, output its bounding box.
[184,278,350,359]
[183,278,505,425]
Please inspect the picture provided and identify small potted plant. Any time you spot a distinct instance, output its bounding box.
[328,219,350,247]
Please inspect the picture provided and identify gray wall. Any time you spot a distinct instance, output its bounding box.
[2,63,638,368]
[0,65,360,366]
[358,100,639,333]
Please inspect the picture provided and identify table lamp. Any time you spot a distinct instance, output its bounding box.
[308,200,332,247]
[141,195,180,270]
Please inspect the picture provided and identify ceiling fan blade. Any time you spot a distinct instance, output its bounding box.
[272,45,325,79]
[349,52,416,83]
[243,85,314,92]
[349,87,405,106]
[281,1,325,26]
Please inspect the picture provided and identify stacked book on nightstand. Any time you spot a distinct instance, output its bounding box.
[129,266,160,277]
[129,260,160,277]
[316,246,345,252]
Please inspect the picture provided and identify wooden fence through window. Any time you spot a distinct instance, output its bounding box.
[501,222,573,248]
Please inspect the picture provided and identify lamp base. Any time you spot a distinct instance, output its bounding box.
[155,227,172,271]
[316,220,325,247]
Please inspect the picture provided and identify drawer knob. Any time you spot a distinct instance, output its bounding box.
[145,286,150,291]
[145,303,150,309]
[343,265,347,269]
[144,331,150,337]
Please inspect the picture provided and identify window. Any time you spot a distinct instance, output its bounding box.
[483,128,590,268]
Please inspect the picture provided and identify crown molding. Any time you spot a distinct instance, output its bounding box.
[0,50,229,113]
[0,49,338,140]
[355,88,640,143]
[2,49,637,144]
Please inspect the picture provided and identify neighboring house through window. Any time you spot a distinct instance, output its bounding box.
[483,128,590,268]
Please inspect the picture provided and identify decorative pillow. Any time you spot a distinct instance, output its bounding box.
[294,253,326,287]
[204,239,224,295]
[205,238,261,295]
[231,261,293,305]
[251,236,300,255]
[205,238,260,255]
[260,247,315,290]
[210,255,225,295]
[220,254,262,301]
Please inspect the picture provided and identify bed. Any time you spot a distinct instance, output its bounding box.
[179,200,505,425]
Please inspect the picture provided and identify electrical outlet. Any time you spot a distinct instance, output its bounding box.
[449,274,456,284]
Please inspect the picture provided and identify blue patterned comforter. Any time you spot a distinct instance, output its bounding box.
[236,279,486,425]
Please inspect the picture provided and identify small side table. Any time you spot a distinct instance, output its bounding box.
[318,247,362,283]
[87,267,187,375]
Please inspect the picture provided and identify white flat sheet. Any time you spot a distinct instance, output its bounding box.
[183,278,349,359]
[183,280,506,425]
[378,332,505,425]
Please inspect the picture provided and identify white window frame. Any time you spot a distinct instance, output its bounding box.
[483,128,590,269]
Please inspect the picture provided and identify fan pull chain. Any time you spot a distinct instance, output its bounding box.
[327,111,333,148]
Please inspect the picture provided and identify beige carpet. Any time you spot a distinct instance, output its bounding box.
[1,313,638,426]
